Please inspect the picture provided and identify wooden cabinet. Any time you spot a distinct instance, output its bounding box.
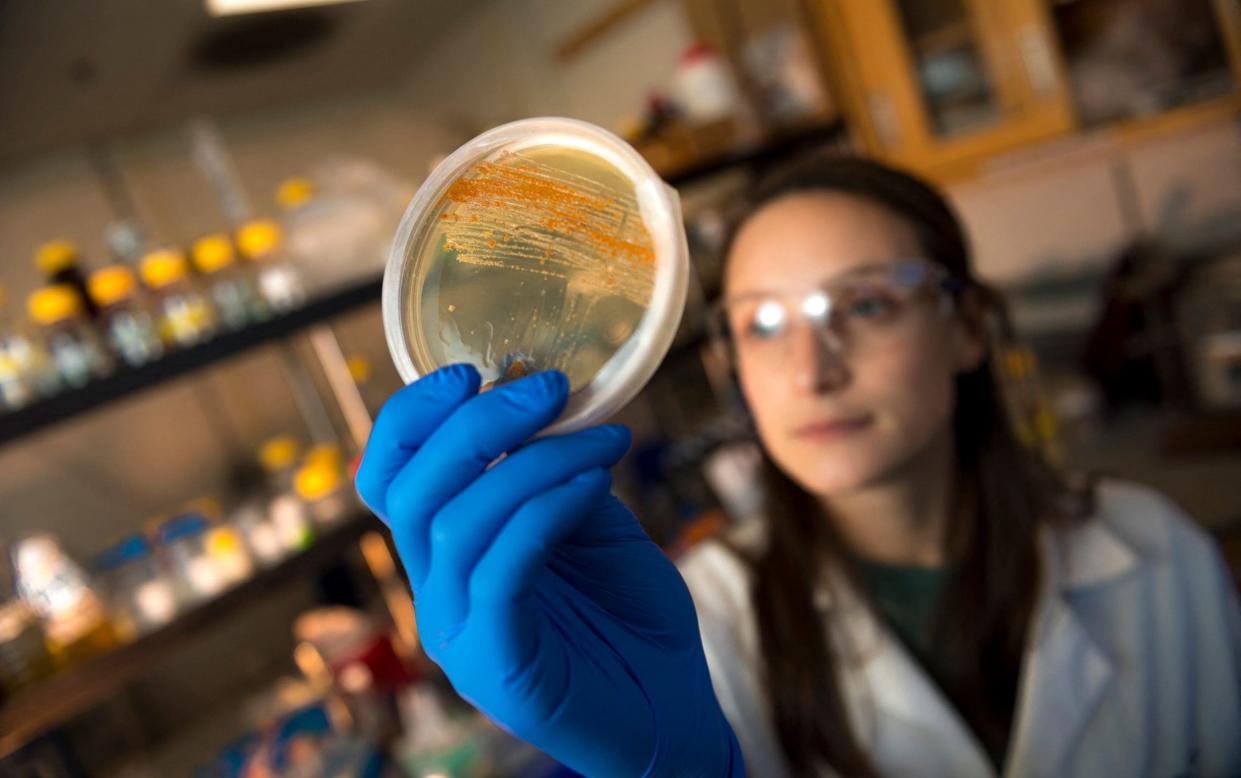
[810,0,1241,181]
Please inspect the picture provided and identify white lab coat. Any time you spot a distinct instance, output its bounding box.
[678,480,1241,777]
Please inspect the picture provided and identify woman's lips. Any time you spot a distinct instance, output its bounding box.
[791,415,873,442]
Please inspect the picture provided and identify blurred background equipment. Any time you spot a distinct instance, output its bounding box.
[1,0,1240,774]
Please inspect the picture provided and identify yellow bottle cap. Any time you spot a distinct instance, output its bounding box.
[236,219,283,260]
[305,443,343,469]
[191,234,236,275]
[28,284,83,325]
[140,249,190,290]
[36,239,80,275]
[88,266,138,307]
[346,356,372,383]
[206,526,244,557]
[259,436,300,470]
[277,177,315,210]
[295,461,342,501]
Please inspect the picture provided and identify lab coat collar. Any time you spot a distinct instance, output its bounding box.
[1044,514,1140,591]
[816,518,1140,777]
[1004,519,1139,776]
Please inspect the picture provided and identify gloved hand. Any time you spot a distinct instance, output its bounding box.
[356,364,744,777]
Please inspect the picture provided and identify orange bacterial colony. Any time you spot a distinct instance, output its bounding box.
[400,145,656,391]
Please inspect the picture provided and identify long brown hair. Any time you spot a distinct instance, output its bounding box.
[721,156,1091,775]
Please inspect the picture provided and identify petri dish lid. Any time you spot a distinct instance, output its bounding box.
[383,117,688,435]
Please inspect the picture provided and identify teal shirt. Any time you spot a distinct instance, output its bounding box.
[852,558,1009,770]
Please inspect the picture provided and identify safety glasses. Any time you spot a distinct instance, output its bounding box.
[708,259,963,368]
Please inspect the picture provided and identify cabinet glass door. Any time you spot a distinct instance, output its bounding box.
[893,0,1001,137]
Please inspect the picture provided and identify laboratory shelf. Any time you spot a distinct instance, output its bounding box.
[0,513,377,759]
[0,275,383,449]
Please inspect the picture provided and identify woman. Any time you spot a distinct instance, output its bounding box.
[356,156,1241,777]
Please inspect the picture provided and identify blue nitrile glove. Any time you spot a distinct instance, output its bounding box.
[356,364,744,777]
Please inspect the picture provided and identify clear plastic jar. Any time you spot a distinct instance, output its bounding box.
[140,248,217,347]
[88,266,164,367]
[26,284,112,388]
[237,219,306,313]
[276,163,408,294]
[231,496,287,567]
[94,534,177,639]
[191,233,269,330]
[158,514,225,603]
[10,533,115,663]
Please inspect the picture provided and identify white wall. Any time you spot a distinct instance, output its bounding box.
[948,118,1241,287]
[402,0,695,133]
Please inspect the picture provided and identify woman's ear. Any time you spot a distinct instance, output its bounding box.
[950,287,988,374]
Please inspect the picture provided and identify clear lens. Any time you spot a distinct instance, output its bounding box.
[710,259,954,368]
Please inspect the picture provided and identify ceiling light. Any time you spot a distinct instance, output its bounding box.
[206,0,367,17]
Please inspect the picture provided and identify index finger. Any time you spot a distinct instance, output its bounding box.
[355,363,481,521]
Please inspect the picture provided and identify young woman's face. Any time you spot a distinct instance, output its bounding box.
[724,192,984,497]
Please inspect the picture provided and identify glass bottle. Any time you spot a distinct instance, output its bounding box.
[237,219,306,313]
[94,534,177,639]
[0,544,55,693]
[158,514,223,603]
[88,265,164,368]
[0,285,36,409]
[10,534,115,664]
[231,496,286,567]
[190,233,268,330]
[295,448,351,528]
[0,288,60,404]
[258,436,315,552]
[140,248,217,347]
[26,284,111,388]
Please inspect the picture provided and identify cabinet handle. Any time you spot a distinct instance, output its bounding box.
[868,91,902,149]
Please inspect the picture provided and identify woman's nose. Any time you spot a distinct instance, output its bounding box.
[790,320,849,393]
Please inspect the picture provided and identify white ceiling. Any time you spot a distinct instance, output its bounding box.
[0,0,484,163]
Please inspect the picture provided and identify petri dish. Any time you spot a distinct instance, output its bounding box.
[383,117,688,434]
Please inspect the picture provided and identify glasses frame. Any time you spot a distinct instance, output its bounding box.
[706,258,965,369]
